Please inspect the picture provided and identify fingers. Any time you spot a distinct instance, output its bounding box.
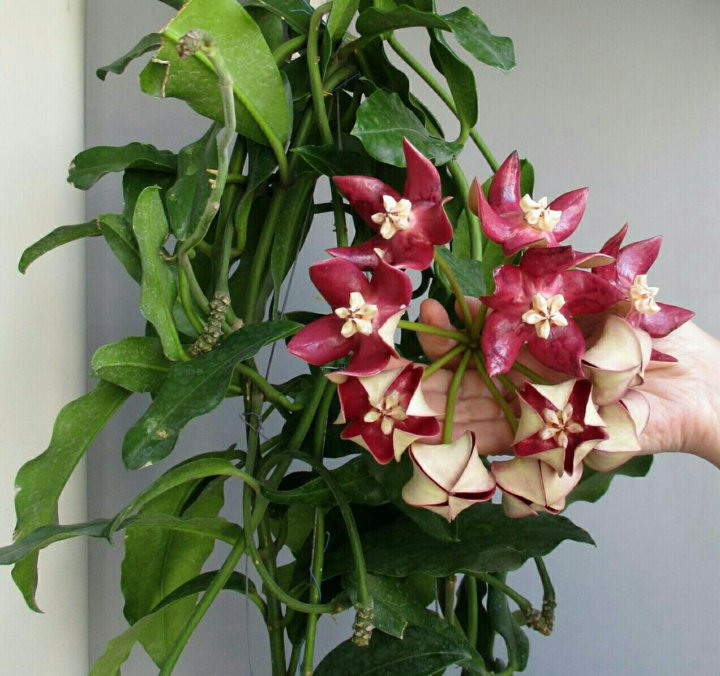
[417,299,458,361]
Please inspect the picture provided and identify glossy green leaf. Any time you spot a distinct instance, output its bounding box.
[18,221,100,273]
[133,186,184,361]
[443,8,515,73]
[96,33,161,80]
[166,124,219,240]
[112,457,255,532]
[435,246,485,297]
[567,455,653,505]
[429,31,478,132]
[487,574,529,671]
[158,0,184,8]
[122,479,225,665]
[122,321,299,469]
[12,382,130,610]
[245,0,313,34]
[92,337,171,393]
[143,0,290,145]
[352,91,462,167]
[68,142,176,190]
[90,569,255,675]
[246,6,285,52]
[97,212,142,283]
[315,621,476,676]
[356,5,450,37]
[292,142,372,177]
[328,0,359,40]
[325,503,594,579]
[263,457,387,507]
[122,169,175,222]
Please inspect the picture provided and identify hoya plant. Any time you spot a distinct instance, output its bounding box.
[0,1,695,674]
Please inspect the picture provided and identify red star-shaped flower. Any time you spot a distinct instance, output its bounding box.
[328,138,453,271]
[481,246,623,376]
[469,151,589,256]
[330,363,439,465]
[593,224,694,342]
[513,379,607,474]
[287,256,411,376]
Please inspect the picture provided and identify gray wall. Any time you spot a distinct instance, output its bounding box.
[85,2,720,674]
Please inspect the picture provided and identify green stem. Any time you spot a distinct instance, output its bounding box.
[443,350,472,444]
[273,34,306,64]
[302,385,336,675]
[163,28,289,184]
[444,574,457,625]
[497,374,517,394]
[471,352,518,434]
[234,363,303,412]
[387,35,497,169]
[512,361,550,385]
[287,642,303,676]
[178,264,206,335]
[397,319,469,343]
[471,572,532,613]
[225,172,247,184]
[534,557,555,601]
[466,575,478,647]
[178,253,210,315]
[422,343,467,379]
[447,160,482,262]
[433,250,473,330]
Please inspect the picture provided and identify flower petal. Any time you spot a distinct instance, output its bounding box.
[370,257,413,309]
[344,335,395,376]
[337,375,374,420]
[636,302,694,338]
[333,175,400,227]
[288,315,353,365]
[327,237,383,270]
[520,246,575,278]
[616,236,662,282]
[562,270,623,314]
[527,322,585,376]
[482,265,529,311]
[549,187,589,240]
[482,311,533,376]
[310,258,371,309]
[488,151,521,212]
[402,138,442,203]
[472,181,518,245]
[410,434,474,492]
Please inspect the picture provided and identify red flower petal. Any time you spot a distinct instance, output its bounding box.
[502,228,546,255]
[482,312,533,376]
[636,302,694,338]
[370,257,413,309]
[287,315,353,365]
[562,270,623,314]
[382,232,436,270]
[333,175,400,227]
[473,182,518,243]
[527,322,585,376]
[520,246,575,278]
[397,416,440,439]
[650,348,678,362]
[344,335,396,376]
[616,236,662,283]
[482,265,528,311]
[600,223,628,258]
[549,187,589,240]
[357,424,396,465]
[309,258,371,309]
[327,238,383,270]
[337,376,373,420]
[402,138,442,203]
[488,151,521,213]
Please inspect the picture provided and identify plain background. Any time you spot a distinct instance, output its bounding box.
[8,0,718,674]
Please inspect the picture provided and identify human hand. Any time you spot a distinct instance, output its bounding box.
[417,298,720,466]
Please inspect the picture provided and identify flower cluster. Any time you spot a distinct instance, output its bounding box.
[288,141,694,521]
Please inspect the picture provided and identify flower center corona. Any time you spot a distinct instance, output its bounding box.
[539,404,584,448]
[628,274,660,314]
[520,194,562,232]
[334,291,378,337]
[521,293,568,339]
[363,390,407,435]
[372,195,413,240]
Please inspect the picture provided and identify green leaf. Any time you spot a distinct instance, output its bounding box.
[246,6,285,52]
[97,212,142,283]
[325,503,594,579]
[315,622,476,676]
[122,479,225,665]
[96,33,162,80]
[122,169,176,222]
[328,0,359,40]
[166,124,219,240]
[352,91,462,167]
[158,0,185,8]
[245,0,313,35]
[133,186,185,361]
[68,142,176,190]
[486,574,529,671]
[90,571,253,675]
[357,5,451,37]
[112,457,255,532]
[292,143,372,177]
[567,455,653,505]
[429,32,478,132]
[144,0,290,145]
[18,221,100,273]
[122,321,300,469]
[435,246,485,296]
[263,457,387,507]
[92,337,171,393]
[443,8,515,73]
[12,382,130,610]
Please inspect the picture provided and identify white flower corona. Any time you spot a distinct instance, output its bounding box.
[539,404,584,448]
[363,390,408,435]
[628,274,660,314]
[372,195,413,240]
[335,291,378,337]
[520,194,562,232]
[521,293,568,338]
